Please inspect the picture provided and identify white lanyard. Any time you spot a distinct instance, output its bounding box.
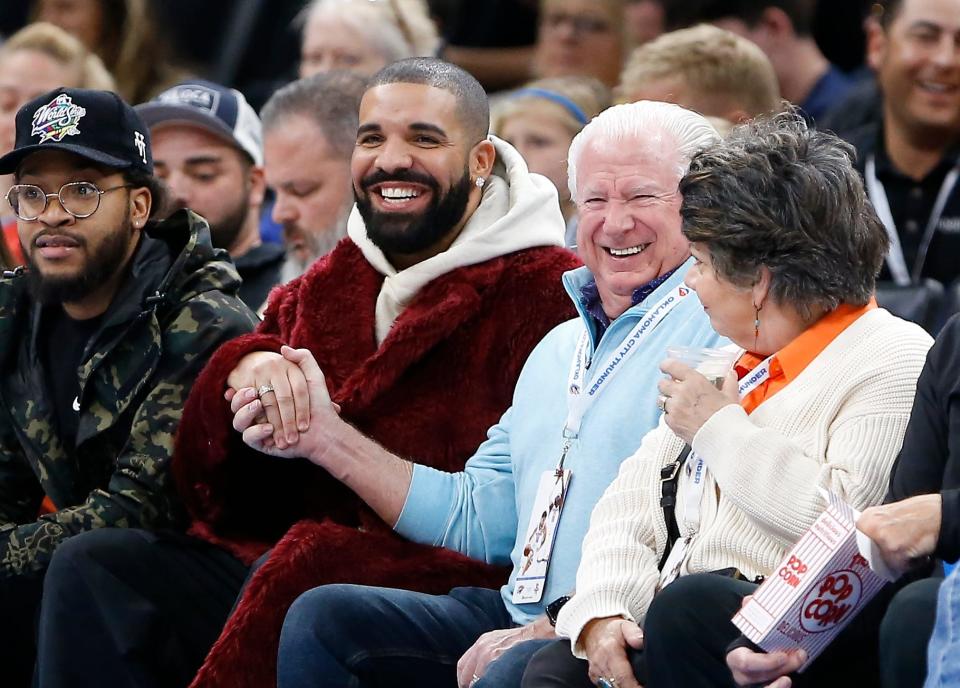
[677,353,774,532]
[564,284,692,444]
[865,154,959,286]
[512,284,691,605]
[660,353,775,587]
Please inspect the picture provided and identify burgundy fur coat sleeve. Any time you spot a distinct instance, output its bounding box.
[172,271,310,562]
[177,240,582,688]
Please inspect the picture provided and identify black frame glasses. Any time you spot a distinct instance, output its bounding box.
[5,181,132,221]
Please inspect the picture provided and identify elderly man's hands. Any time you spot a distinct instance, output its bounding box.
[580,617,645,688]
[456,616,555,687]
[231,347,341,464]
[857,494,942,576]
[727,646,806,687]
[226,348,311,450]
[658,360,739,445]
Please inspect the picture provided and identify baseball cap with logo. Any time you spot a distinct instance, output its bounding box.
[0,87,153,175]
[135,80,263,166]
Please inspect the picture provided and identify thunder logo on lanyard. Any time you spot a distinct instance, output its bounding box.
[513,283,693,605]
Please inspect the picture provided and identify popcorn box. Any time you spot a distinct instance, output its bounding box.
[731,491,895,671]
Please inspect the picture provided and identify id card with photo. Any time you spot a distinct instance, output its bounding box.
[513,468,572,604]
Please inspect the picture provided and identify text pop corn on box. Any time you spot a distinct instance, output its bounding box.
[732,491,895,671]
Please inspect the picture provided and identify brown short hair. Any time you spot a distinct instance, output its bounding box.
[679,112,889,320]
[874,0,905,28]
[691,0,818,36]
[617,24,780,118]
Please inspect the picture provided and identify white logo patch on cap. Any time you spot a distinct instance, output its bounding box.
[31,94,87,144]
[159,84,220,115]
[134,131,147,163]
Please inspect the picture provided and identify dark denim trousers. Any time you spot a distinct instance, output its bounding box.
[35,528,248,688]
[523,572,893,688]
[278,583,552,688]
[0,570,43,687]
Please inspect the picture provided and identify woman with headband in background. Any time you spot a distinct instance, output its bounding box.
[493,77,610,251]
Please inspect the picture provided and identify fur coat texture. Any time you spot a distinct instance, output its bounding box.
[172,238,580,688]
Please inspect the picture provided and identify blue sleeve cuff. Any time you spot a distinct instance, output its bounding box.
[394,463,460,547]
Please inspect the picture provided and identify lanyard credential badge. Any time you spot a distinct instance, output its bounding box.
[512,283,692,605]
[865,154,959,286]
[513,468,572,604]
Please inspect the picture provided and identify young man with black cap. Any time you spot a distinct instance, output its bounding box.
[136,79,284,310]
[0,87,258,685]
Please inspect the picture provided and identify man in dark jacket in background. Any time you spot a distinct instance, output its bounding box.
[137,79,284,310]
[0,86,258,685]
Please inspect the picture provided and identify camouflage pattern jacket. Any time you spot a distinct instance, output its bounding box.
[0,209,259,578]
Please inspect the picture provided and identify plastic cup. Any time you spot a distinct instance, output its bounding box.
[665,346,738,389]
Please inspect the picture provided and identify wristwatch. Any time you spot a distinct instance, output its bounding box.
[545,595,572,626]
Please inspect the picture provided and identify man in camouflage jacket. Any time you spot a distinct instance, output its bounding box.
[0,87,257,685]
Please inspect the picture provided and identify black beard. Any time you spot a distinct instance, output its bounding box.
[207,195,249,251]
[355,167,473,256]
[26,216,135,306]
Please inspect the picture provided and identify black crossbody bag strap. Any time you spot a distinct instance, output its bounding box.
[657,444,692,570]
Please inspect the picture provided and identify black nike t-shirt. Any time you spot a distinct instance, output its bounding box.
[40,306,103,457]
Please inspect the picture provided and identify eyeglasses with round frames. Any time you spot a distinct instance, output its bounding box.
[5,181,132,221]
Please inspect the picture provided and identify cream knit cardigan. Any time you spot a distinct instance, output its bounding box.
[556,308,933,655]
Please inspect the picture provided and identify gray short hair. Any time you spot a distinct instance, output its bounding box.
[260,71,367,159]
[567,101,720,202]
[679,112,889,320]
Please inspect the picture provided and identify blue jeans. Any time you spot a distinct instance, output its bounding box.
[278,584,546,688]
[926,568,960,687]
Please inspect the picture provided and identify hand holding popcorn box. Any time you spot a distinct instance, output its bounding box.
[732,490,896,671]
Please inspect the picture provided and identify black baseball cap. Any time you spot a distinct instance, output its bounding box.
[0,87,153,175]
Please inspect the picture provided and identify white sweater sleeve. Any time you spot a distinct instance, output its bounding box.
[554,422,681,656]
[692,338,925,547]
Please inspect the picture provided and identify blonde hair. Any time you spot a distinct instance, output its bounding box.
[1,22,116,91]
[492,76,612,137]
[302,0,439,61]
[617,24,780,118]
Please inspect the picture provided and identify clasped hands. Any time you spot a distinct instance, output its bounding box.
[226,345,340,462]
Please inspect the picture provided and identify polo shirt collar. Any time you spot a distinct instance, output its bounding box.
[736,299,877,384]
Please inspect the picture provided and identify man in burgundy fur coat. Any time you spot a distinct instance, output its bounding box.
[33,59,581,688]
